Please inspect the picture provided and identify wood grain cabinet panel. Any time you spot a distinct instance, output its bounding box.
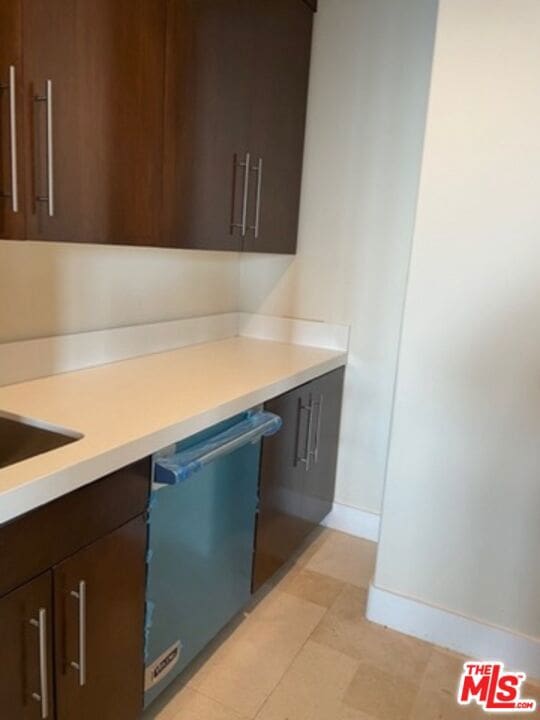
[0,0,25,239]
[0,572,55,720]
[54,516,147,720]
[162,0,313,254]
[162,0,253,251]
[0,458,150,599]
[253,367,345,591]
[302,367,345,525]
[22,0,166,246]
[2,0,313,252]
[252,383,312,591]
[243,0,313,254]
[0,463,150,719]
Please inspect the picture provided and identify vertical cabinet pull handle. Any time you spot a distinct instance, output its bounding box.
[0,65,19,213]
[34,80,55,217]
[240,152,250,237]
[249,157,263,239]
[231,152,251,237]
[312,394,324,464]
[296,400,314,471]
[70,580,87,687]
[8,66,18,213]
[29,608,49,719]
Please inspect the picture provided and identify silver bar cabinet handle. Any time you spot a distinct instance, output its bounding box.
[231,152,250,237]
[296,400,314,471]
[249,158,263,238]
[312,394,324,464]
[30,608,49,719]
[0,65,19,212]
[240,152,250,236]
[34,80,54,217]
[70,580,87,687]
[8,66,19,213]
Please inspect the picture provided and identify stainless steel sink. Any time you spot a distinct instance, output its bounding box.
[0,412,82,470]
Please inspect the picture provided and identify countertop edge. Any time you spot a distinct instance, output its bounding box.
[0,351,346,525]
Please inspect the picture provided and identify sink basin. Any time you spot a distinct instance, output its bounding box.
[0,412,82,470]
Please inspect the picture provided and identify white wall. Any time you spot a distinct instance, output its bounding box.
[240,0,438,514]
[375,0,540,641]
[0,241,239,343]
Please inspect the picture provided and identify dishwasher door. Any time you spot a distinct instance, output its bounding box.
[144,411,281,708]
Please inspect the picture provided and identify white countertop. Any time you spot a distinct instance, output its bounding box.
[0,337,346,524]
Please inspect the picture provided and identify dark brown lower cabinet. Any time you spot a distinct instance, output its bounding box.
[54,516,147,720]
[303,368,346,525]
[0,572,55,719]
[252,367,345,591]
[0,517,146,720]
[0,461,150,719]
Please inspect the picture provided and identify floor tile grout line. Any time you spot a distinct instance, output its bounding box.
[251,578,374,719]
[150,530,378,720]
[247,534,345,718]
[183,585,333,720]
[250,541,373,718]
[185,685,249,720]
[251,599,336,719]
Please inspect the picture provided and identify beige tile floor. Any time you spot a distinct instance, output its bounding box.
[143,529,539,720]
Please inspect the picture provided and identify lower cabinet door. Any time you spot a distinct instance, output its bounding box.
[252,384,313,592]
[302,367,345,525]
[253,367,345,592]
[53,515,147,720]
[0,572,54,720]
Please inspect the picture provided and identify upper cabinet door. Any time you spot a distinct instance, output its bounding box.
[162,0,253,251]
[243,0,313,254]
[0,0,25,239]
[22,0,166,246]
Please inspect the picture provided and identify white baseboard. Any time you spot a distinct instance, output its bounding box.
[367,582,540,679]
[321,502,380,542]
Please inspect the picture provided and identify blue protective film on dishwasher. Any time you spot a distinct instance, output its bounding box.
[144,412,265,707]
[153,410,282,486]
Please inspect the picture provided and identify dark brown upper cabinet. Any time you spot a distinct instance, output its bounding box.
[1,0,313,253]
[161,0,253,251]
[0,0,166,246]
[0,0,25,239]
[243,0,313,254]
[162,0,313,254]
[22,0,166,246]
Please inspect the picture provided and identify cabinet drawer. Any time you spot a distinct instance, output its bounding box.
[0,458,150,598]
